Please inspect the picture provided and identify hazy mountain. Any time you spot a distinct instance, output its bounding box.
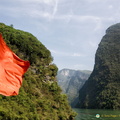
[57,69,91,107]
[76,23,120,109]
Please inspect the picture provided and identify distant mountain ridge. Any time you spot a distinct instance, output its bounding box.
[57,69,91,107]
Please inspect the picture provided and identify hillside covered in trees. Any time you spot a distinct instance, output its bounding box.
[76,23,120,109]
[0,23,76,120]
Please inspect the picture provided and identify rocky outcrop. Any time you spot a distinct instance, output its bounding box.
[57,69,91,107]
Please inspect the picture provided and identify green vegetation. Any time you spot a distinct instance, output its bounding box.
[76,23,120,109]
[0,23,76,119]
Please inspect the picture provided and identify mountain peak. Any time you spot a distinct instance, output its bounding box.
[106,23,120,34]
[76,23,120,109]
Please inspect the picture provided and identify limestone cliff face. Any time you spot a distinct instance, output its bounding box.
[76,23,120,109]
[57,69,91,107]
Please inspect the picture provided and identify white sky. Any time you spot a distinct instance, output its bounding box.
[0,0,120,70]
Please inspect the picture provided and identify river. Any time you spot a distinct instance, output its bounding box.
[73,108,120,120]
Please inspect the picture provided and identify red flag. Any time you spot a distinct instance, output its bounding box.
[0,34,30,96]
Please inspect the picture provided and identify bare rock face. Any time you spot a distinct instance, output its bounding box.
[57,69,91,107]
[76,23,120,109]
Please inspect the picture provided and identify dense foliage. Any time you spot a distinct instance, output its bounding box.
[76,23,120,109]
[0,23,76,119]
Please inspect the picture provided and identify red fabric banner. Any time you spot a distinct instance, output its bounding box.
[0,34,30,96]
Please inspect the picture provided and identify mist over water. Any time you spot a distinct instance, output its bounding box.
[73,108,120,120]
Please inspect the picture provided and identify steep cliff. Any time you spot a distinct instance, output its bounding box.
[57,69,91,107]
[0,23,76,119]
[76,23,120,109]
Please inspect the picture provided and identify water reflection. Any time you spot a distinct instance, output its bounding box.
[73,108,120,120]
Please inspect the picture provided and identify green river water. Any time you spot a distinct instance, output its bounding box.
[73,108,120,120]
